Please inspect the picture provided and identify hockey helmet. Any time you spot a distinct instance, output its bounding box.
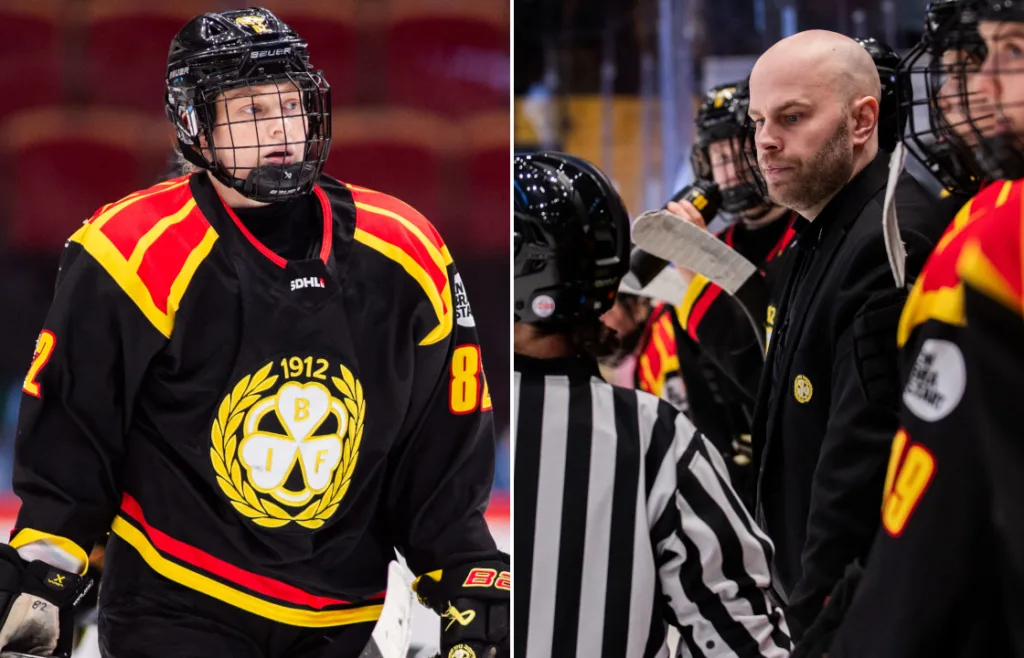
[855,37,908,153]
[691,81,768,214]
[896,0,986,193]
[514,152,631,328]
[165,7,331,203]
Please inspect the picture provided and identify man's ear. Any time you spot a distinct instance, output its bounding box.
[850,96,880,147]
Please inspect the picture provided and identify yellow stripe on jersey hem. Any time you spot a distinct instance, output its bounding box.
[354,228,453,346]
[677,275,710,331]
[957,239,1023,314]
[110,517,383,628]
[9,529,89,576]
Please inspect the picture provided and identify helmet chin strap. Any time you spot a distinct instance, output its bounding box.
[212,162,319,204]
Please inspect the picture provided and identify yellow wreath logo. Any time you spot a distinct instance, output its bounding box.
[210,358,365,529]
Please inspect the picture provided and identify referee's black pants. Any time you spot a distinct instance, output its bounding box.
[96,538,375,658]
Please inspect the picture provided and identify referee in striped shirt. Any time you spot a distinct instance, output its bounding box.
[514,152,791,658]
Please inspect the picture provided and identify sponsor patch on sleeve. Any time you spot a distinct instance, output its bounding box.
[453,273,475,328]
[902,338,966,422]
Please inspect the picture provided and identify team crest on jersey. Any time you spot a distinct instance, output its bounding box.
[453,273,475,328]
[210,357,365,529]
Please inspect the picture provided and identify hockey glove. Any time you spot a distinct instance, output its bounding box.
[413,559,510,658]
[0,544,92,657]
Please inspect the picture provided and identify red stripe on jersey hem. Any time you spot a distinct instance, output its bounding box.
[118,494,384,610]
[687,284,723,341]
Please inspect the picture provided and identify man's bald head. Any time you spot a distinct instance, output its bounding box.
[752,30,881,108]
[747,30,882,219]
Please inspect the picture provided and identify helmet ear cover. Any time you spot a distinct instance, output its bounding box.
[513,153,631,328]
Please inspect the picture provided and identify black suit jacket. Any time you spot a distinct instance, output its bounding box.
[751,154,954,637]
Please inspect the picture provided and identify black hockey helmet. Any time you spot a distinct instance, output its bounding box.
[691,81,768,214]
[896,0,986,193]
[165,7,332,203]
[514,152,631,328]
[856,37,908,153]
[964,0,1024,180]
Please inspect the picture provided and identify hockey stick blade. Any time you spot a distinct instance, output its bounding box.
[632,210,768,356]
[618,265,688,306]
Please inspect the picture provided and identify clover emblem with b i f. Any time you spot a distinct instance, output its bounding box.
[210,357,365,529]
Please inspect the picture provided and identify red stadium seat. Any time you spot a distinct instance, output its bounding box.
[462,112,509,254]
[83,1,222,115]
[324,108,455,228]
[0,1,63,121]
[268,1,360,106]
[0,108,173,253]
[382,1,509,118]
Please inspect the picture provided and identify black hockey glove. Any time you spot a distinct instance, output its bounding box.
[413,559,509,658]
[0,544,92,658]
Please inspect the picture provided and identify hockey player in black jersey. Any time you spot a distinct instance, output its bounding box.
[1,8,507,658]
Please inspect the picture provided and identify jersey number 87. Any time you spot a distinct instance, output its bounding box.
[449,344,492,415]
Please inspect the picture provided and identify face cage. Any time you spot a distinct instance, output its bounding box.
[182,70,332,203]
[897,24,987,193]
[738,119,772,202]
[961,21,1024,181]
[690,136,771,214]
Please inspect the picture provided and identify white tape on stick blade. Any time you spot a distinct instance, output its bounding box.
[631,210,757,295]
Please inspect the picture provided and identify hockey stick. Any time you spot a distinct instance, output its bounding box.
[359,561,416,658]
[618,264,689,306]
[631,210,769,356]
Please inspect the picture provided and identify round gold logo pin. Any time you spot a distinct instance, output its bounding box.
[794,374,813,403]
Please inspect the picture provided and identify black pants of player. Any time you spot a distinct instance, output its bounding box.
[96,538,375,658]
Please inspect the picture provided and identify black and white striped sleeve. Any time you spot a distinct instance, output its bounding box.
[639,395,792,657]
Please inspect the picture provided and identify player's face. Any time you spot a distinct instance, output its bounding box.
[970,22,1024,142]
[209,80,308,180]
[600,296,648,344]
[708,138,744,189]
[748,73,854,213]
[937,49,983,141]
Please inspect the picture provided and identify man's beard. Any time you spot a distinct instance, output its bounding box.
[762,117,853,214]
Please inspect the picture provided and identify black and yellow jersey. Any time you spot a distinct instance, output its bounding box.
[832,178,1023,657]
[11,172,498,628]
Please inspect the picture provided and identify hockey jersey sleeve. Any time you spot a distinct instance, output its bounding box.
[643,398,791,657]
[384,255,500,576]
[11,236,166,572]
